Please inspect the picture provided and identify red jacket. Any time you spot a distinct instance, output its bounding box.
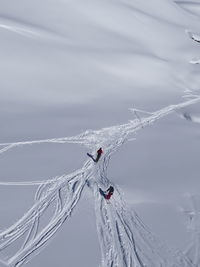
[95,148,103,162]
[105,192,113,200]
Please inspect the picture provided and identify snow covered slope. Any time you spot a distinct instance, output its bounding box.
[0,0,200,266]
[0,97,199,267]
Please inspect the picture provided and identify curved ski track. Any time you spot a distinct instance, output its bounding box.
[0,97,199,266]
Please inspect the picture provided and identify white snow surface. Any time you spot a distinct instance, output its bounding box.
[1,0,200,266]
[0,97,199,267]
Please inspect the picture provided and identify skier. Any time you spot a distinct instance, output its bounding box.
[99,186,114,200]
[95,147,103,162]
[105,186,114,200]
[87,147,103,163]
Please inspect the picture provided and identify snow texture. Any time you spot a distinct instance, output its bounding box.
[1,0,200,266]
[0,96,199,266]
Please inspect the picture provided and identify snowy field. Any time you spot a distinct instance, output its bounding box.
[0,0,200,266]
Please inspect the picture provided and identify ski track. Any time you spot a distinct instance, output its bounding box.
[0,16,66,42]
[0,97,199,266]
[181,195,200,266]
